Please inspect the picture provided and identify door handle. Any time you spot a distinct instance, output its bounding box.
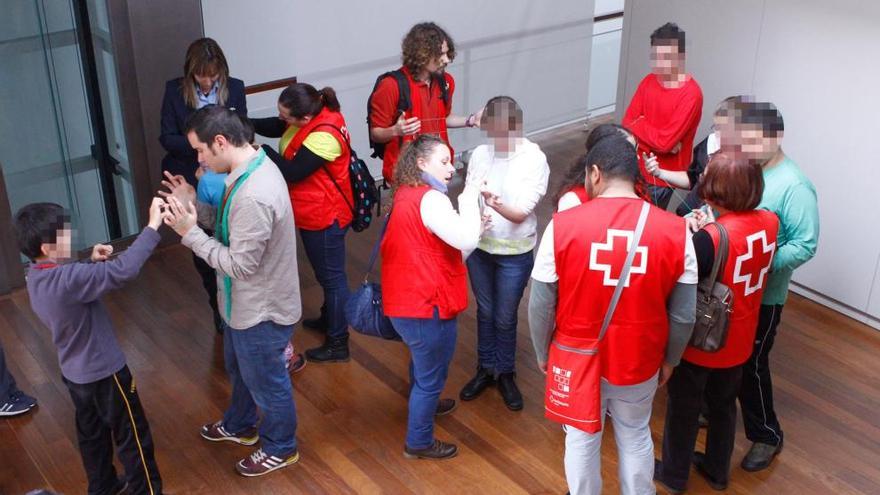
[91,144,122,175]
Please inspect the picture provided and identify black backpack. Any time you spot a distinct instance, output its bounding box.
[312,124,380,232]
[366,69,449,160]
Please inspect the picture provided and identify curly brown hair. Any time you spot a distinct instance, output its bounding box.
[391,134,447,195]
[401,23,455,74]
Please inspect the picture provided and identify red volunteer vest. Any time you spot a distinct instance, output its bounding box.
[283,108,354,231]
[571,185,589,205]
[381,185,468,319]
[381,67,454,183]
[683,209,779,368]
[553,197,687,385]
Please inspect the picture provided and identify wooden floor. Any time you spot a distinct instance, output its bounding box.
[2,123,879,494]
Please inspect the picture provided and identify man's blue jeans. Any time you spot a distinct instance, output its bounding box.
[466,249,534,374]
[390,310,457,449]
[299,221,350,338]
[221,320,297,456]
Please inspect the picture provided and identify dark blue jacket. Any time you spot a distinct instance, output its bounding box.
[159,77,247,185]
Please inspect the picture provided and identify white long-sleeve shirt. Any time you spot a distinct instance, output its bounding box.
[466,138,550,254]
[420,186,482,258]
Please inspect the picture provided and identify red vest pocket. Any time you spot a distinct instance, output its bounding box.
[545,332,604,433]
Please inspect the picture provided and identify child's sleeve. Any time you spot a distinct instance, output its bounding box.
[65,227,161,303]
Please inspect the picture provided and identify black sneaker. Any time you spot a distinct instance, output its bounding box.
[305,335,350,363]
[235,448,299,477]
[403,440,458,460]
[435,398,457,416]
[459,367,495,401]
[692,451,728,491]
[0,391,37,417]
[740,441,783,472]
[497,372,523,411]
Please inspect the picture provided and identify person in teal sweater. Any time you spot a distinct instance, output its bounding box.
[733,101,819,472]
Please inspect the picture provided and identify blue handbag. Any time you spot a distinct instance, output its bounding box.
[344,214,400,340]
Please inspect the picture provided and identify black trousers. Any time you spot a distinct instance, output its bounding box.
[64,366,162,495]
[648,184,675,209]
[192,231,222,333]
[661,360,743,489]
[739,303,785,446]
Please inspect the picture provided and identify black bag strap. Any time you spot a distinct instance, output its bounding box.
[309,123,357,214]
[598,201,651,342]
[699,222,729,294]
[363,210,391,282]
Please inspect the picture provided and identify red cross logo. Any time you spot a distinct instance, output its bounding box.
[589,229,649,287]
[733,230,776,296]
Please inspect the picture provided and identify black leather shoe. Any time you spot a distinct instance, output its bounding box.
[497,372,523,411]
[692,452,727,491]
[653,460,686,494]
[305,335,350,363]
[740,441,783,472]
[302,315,327,332]
[459,367,495,401]
[403,439,458,460]
[435,398,457,416]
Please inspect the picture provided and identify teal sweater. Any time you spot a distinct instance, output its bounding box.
[758,156,819,305]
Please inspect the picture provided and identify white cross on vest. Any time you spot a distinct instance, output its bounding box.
[733,230,776,296]
[589,229,649,287]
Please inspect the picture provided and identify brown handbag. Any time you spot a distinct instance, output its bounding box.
[690,223,733,352]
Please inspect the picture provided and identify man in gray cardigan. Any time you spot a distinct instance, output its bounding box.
[162,106,302,478]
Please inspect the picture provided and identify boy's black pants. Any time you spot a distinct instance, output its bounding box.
[63,366,162,495]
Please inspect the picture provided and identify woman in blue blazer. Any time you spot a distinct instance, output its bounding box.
[160,37,247,185]
[159,38,246,334]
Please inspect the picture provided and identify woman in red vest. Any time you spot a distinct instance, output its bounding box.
[251,83,355,363]
[552,124,638,211]
[381,134,482,460]
[655,154,779,493]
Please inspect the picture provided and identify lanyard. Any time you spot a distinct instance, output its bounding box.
[214,149,266,319]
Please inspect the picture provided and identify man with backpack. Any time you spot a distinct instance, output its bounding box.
[368,22,484,184]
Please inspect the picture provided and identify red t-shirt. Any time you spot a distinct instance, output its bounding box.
[369,67,455,183]
[623,74,703,186]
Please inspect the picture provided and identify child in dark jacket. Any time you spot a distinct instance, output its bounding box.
[15,198,166,495]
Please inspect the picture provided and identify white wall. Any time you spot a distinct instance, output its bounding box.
[617,0,880,327]
[202,0,595,176]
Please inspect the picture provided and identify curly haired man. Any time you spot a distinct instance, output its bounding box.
[369,22,484,184]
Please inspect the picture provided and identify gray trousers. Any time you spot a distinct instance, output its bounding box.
[564,374,659,495]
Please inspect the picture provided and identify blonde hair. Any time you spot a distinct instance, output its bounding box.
[391,134,447,194]
[182,38,230,109]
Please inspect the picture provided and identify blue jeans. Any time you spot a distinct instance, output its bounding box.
[222,320,297,456]
[299,221,350,339]
[0,340,20,401]
[466,249,534,374]
[390,309,457,449]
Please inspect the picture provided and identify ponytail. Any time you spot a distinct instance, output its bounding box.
[319,87,341,112]
[278,82,341,118]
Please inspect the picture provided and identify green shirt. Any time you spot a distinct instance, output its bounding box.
[758,156,819,305]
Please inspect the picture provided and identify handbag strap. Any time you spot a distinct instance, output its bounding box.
[363,210,391,282]
[598,201,651,341]
[698,222,729,294]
